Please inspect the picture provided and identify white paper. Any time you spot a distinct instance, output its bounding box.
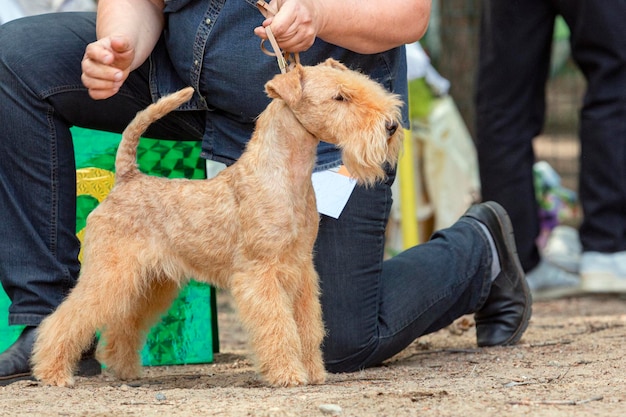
[311,169,357,219]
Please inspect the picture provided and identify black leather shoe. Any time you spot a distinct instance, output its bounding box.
[463,201,532,347]
[77,340,102,377]
[0,326,101,386]
[0,326,36,386]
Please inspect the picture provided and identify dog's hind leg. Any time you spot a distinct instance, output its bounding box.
[32,258,114,387]
[230,266,308,387]
[292,260,326,384]
[98,273,180,380]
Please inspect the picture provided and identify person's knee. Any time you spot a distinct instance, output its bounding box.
[0,19,26,66]
[0,17,55,73]
[323,335,378,373]
[0,14,93,74]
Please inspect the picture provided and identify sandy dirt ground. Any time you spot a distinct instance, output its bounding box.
[1,291,624,417]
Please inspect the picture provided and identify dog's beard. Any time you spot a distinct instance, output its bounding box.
[340,127,402,187]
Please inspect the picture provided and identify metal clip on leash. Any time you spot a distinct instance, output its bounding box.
[256,0,300,73]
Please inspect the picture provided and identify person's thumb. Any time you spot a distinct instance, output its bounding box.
[109,35,132,54]
[108,35,134,70]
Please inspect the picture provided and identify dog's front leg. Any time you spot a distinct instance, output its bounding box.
[292,260,326,384]
[230,268,309,387]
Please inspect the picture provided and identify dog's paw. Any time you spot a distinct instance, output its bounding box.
[303,352,326,385]
[32,358,77,388]
[34,370,75,388]
[109,365,141,382]
[265,368,309,387]
[306,369,326,385]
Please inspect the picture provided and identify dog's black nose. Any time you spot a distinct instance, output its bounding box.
[386,120,398,137]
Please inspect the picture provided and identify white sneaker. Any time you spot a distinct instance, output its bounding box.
[580,251,626,293]
[526,259,582,300]
[541,225,581,273]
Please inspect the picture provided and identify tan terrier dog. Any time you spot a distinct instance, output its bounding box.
[32,58,403,388]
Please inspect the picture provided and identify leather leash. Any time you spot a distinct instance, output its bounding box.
[256,0,300,73]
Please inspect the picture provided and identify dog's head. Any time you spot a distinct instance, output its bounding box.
[265,58,403,186]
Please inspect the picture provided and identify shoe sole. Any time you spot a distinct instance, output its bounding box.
[0,372,34,386]
[581,272,626,293]
[483,202,533,346]
[0,361,100,387]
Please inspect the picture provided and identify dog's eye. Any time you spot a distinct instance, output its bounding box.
[333,94,346,102]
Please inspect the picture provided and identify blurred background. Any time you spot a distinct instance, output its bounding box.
[424,0,582,195]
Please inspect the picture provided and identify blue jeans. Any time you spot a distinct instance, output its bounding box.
[0,13,494,372]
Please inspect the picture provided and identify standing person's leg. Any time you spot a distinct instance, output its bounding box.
[0,12,203,384]
[560,0,626,291]
[475,0,556,273]
[315,169,530,373]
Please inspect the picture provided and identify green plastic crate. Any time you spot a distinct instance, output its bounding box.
[0,127,218,366]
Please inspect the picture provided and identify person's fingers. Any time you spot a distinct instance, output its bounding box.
[254,0,318,52]
[81,36,134,100]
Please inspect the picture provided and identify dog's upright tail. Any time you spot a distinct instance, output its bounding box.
[115,87,195,182]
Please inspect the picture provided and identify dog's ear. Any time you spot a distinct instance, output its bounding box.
[322,58,348,71]
[265,66,303,106]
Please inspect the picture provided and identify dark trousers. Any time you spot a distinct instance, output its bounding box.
[475,0,626,271]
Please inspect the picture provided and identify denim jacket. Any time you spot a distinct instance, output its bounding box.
[150,0,408,168]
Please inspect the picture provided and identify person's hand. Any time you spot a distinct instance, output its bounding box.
[253,0,324,52]
[81,35,135,100]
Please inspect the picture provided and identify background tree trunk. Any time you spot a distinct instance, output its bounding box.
[432,0,480,138]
